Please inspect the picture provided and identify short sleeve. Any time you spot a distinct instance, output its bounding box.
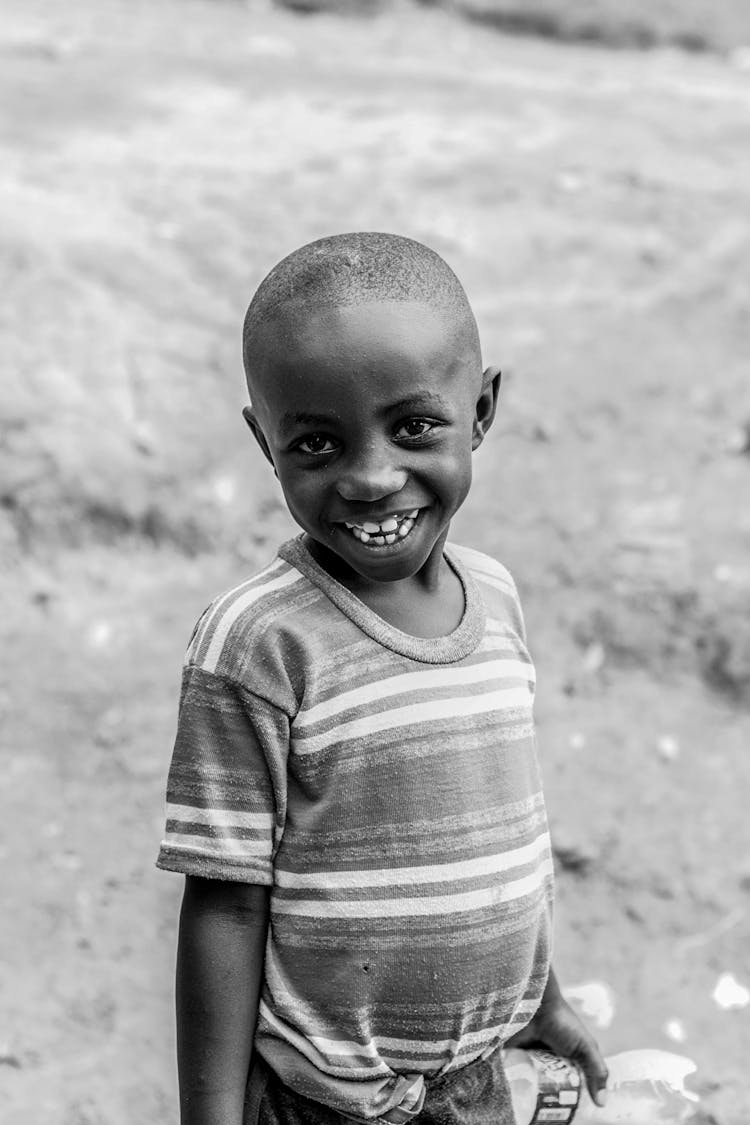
[156,665,289,884]
[507,575,528,646]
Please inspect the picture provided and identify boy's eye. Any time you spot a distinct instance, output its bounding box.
[297,433,337,456]
[394,418,436,441]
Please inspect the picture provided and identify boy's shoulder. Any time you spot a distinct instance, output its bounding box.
[449,541,527,643]
[182,544,318,687]
[448,540,520,598]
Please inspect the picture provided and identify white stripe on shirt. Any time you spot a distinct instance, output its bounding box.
[293,686,532,756]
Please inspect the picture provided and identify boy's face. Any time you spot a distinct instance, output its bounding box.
[244,300,500,585]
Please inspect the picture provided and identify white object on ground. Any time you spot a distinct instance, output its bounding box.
[563,980,615,1029]
[663,1018,687,1043]
[87,621,112,649]
[657,734,680,761]
[582,642,606,673]
[214,476,237,505]
[712,972,750,1010]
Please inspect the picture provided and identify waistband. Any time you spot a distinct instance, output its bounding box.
[245,1042,510,1125]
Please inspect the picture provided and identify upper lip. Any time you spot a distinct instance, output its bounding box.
[332,508,421,526]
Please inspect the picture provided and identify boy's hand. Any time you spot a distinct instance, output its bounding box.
[505,969,609,1106]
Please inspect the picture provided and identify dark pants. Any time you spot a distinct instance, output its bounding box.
[244,1048,516,1125]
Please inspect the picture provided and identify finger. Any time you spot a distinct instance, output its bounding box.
[573,1043,609,1105]
[583,1063,609,1105]
[588,1078,609,1108]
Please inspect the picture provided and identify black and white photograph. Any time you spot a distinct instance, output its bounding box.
[2,1,749,1123]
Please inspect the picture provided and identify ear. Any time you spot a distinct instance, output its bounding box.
[472,366,502,451]
[242,405,276,473]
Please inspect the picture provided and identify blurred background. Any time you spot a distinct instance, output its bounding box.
[2,0,750,1121]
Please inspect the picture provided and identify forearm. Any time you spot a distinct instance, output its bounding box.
[176,876,270,1125]
[539,963,562,1008]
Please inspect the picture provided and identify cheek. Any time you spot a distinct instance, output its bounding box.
[431,445,473,502]
[275,467,327,518]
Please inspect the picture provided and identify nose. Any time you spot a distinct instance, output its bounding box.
[336,442,408,502]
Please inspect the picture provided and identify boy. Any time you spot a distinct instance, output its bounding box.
[157,233,608,1125]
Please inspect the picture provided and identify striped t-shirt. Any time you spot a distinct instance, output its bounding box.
[157,537,553,1124]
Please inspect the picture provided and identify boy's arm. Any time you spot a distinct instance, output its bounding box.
[176,875,271,1125]
[506,965,609,1104]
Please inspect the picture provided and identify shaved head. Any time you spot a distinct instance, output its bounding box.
[242,232,481,388]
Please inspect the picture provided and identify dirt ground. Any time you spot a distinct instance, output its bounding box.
[2,1,750,1122]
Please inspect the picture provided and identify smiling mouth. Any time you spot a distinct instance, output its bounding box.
[340,510,420,547]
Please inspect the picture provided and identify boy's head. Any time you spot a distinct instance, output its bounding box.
[242,232,501,583]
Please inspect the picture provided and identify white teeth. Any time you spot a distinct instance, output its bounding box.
[343,511,419,546]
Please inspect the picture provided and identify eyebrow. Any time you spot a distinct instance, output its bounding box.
[279,411,338,436]
[387,393,451,413]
